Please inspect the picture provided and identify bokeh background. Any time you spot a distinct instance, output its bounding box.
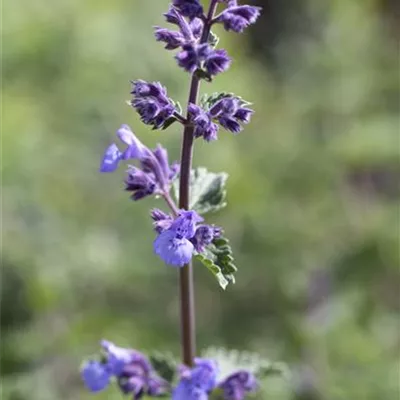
[2,0,399,399]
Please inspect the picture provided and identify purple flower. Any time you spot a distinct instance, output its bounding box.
[215,5,262,33]
[203,48,231,76]
[100,125,148,173]
[172,0,204,19]
[176,43,211,73]
[154,27,186,50]
[153,210,204,267]
[188,103,219,141]
[100,125,178,200]
[101,340,137,375]
[218,370,258,400]
[176,44,231,77]
[124,166,157,201]
[192,225,222,252]
[209,96,254,134]
[130,80,176,129]
[173,358,219,400]
[154,230,195,267]
[151,208,173,233]
[81,360,111,393]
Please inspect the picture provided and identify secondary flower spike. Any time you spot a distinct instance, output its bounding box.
[100,125,179,200]
[81,340,169,398]
[152,209,221,267]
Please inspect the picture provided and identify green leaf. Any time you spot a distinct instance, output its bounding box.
[160,116,177,130]
[195,235,237,290]
[208,31,220,48]
[200,92,252,110]
[173,167,228,214]
[202,347,289,381]
[149,352,177,384]
[194,68,212,82]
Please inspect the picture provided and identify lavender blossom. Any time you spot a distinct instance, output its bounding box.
[153,210,203,267]
[209,95,254,134]
[188,103,219,141]
[173,358,219,400]
[100,124,148,172]
[81,340,168,399]
[176,43,231,76]
[214,5,262,33]
[218,370,258,400]
[130,80,177,129]
[152,210,221,266]
[100,125,179,200]
[81,360,111,393]
[192,224,222,252]
[172,0,204,19]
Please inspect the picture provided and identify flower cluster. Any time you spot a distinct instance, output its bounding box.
[175,358,258,399]
[82,341,258,400]
[215,2,262,33]
[81,340,169,398]
[155,6,231,77]
[130,80,177,130]
[154,1,261,77]
[152,209,221,267]
[100,125,179,200]
[188,94,254,141]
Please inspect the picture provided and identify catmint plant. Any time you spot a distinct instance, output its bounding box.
[80,1,275,399]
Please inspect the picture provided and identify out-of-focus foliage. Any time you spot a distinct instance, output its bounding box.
[2,0,399,399]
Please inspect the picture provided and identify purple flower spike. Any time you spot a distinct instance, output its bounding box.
[218,370,258,400]
[172,0,204,20]
[215,5,262,33]
[81,360,111,393]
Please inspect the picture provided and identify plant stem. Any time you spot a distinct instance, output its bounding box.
[178,0,220,367]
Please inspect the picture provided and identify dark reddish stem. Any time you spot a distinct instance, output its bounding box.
[178,0,219,367]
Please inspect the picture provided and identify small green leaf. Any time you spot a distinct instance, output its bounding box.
[149,352,177,384]
[194,68,212,82]
[202,347,289,381]
[200,92,252,110]
[208,31,220,48]
[195,234,237,290]
[160,116,177,130]
[173,167,228,214]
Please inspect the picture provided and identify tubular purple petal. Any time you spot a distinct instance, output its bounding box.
[100,143,123,173]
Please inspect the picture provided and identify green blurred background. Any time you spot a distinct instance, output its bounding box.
[2,0,399,399]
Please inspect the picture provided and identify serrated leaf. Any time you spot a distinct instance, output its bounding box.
[195,235,237,290]
[208,31,220,48]
[173,167,228,214]
[201,92,253,110]
[202,347,289,381]
[149,352,177,384]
